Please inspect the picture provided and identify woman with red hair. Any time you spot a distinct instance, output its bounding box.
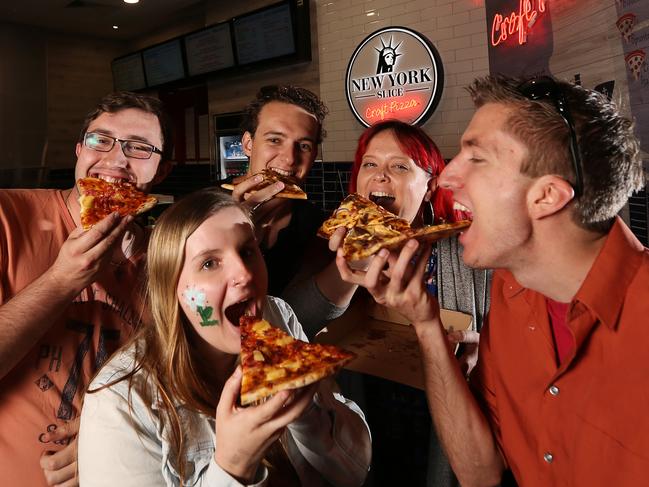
[285,120,491,487]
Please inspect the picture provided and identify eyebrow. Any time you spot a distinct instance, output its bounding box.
[262,130,315,143]
[88,128,155,145]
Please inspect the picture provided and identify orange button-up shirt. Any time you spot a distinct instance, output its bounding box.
[472,218,649,487]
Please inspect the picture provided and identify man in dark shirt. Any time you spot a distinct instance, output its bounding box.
[230,85,329,296]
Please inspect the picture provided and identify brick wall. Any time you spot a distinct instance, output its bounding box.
[316,0,489,162]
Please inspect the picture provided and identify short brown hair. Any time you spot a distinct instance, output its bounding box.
[79,91,174,160]
[241,85,328,143]
[467,75,644,233]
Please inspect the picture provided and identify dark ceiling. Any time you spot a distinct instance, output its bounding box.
[0,0,207,41]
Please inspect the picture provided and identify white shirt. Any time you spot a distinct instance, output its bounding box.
[78,296,371,486]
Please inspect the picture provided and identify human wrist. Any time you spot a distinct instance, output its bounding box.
[213,453,259,485]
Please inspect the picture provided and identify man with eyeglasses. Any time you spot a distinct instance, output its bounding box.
[0,91,172,487]
[336,74,647,486]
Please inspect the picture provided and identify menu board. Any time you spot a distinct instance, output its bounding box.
[143,39,185,87]
[185,24,235,76]
[111,53,146,91]
[233,2,295,65]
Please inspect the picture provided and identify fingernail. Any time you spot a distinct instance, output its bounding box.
[254,175,263,183]
[407,239,419,248]
[275,182,284,189]
[378,249,389,258]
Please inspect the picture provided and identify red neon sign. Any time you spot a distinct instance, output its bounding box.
[364,97,421,122]
[491,0,546,47]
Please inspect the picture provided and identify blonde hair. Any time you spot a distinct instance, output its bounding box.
[93,188,250,484]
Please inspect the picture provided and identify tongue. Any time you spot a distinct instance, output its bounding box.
[372,196,396,213]
[225,301,249,327]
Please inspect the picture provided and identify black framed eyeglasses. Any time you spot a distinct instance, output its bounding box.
[84,132,163,160]
[517,76,583,197]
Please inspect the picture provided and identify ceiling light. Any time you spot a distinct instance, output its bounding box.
[124,0,139,4]
[112,25,119,29]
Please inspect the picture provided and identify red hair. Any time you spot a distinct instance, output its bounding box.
[349,120,462,224]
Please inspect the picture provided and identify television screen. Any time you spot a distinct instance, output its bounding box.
[143,39,185,87]
[233,2,295,65]
[111,53,146,91]
[185,24,235,76]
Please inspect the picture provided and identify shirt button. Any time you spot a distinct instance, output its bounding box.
[549,385,560,396]
[544,452,554,463]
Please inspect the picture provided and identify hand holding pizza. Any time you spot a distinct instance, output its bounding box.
[47,212,132,293]
[336,238,441,326]
[214,366,316,483]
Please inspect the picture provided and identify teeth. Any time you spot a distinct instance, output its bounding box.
[370,191,395,198]
[453,202,470,212]
[92,174,131,184]
[270,168,294,177]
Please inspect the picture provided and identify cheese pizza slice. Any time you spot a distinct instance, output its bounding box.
[319,193,470,261]
[239,316,355,406]
[77,177,157,230]
[616,13,635,42]
[221,169,307,200]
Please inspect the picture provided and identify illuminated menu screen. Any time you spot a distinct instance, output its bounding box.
[111,53,146,91]
[143,39,185,87]
[185,24,235,76]
[233,3,295,65]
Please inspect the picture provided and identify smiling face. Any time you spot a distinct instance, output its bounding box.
[355,129,433,223]
[74,107,164,192]
[242,101,320,184]
[439,102,535,270]
[176,207,267,355]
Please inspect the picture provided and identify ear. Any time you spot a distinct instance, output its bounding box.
[75,142,82,158]
[528,175,575,220]
[151,160,173,186]
[424,176,437,202]
[242,131,253,158]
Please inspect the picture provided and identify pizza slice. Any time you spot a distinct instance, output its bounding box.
[77,177,158,230]
[616,13,635,42]
[239,316,355,405]
[221,168,307,200]
[319,193,470,261]
[625,49,646,81]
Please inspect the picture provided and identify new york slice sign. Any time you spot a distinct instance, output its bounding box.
[345,27,444,127]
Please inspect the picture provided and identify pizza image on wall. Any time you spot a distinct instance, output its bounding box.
[625,49,646,81]
[616,13,636,42]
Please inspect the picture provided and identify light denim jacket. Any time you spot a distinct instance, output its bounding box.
[78,296,371,486]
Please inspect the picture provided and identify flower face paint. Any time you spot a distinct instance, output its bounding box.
[176,207,267,355]
[182,286,219,326]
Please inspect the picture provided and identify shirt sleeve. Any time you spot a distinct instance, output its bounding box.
[281,277,348,340]
[287,378,372,487]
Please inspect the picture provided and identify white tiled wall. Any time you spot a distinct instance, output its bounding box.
[316,0,489,162]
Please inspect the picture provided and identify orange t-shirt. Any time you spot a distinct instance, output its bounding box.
[471,218,649,486]
[0,189,146,486]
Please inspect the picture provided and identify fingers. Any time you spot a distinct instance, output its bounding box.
[40,446,78,486]
[447,330,480,344]
[231,174,264,202]
[387,240,420,291]
[41,418,80,443]
[83,214,132,260]
[217,366,242,415]
[328,227,347,252]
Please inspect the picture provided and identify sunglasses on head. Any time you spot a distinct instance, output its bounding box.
[517,76,583,197]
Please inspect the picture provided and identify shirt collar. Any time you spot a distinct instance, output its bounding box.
[574,217,645,329]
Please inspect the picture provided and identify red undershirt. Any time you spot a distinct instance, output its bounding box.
[546,298,574,365]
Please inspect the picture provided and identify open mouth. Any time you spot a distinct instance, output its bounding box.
[224,298,257,327]
[90,173,134,184]
[369,192,396,211]
[269,167,295,178]
[453,201,473,221]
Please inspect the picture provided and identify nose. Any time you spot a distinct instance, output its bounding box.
[278,142,297,167]
[373,169,389,182]
[229,255,253,288]
[439,156,462,191]
[105,141,129,168]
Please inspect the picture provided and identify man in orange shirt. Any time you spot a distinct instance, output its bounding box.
[0,92,172,486]
[337,75,647,486]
